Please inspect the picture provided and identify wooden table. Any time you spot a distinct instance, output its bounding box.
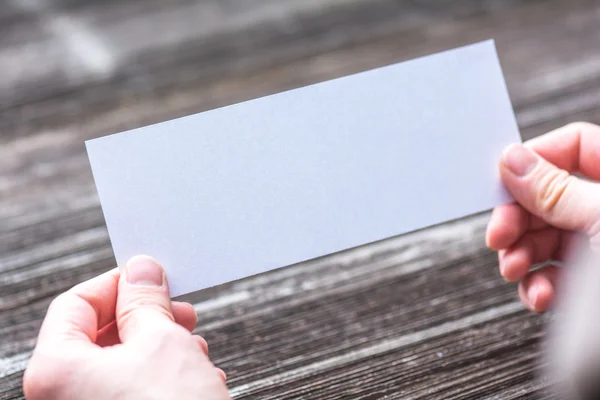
[2,0,599,398]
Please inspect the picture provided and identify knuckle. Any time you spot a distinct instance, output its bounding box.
[193,335,209,355]
[144,324,192,355]
[48,292,69,311]
[536,168,573,214]
[23,354,73,400]
[155,324,185,342]
[117,293,174,327]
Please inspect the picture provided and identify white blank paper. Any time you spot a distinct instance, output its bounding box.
[86,40,521,297]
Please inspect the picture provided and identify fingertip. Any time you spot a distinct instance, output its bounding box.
[216,368,227,382]
[487,204,529,250]
[518,281,534,312]
[485,222,500,250]
[529,282,553,312]
[485,227,492,249]
[498,249,507,279]
[528,284,540,310]
[126,254,161,266]
[172,301,198,332]
[501,246,532,283]
[486,208,503,250]
[485,212,497,249]
[124,255,166,287]
[176,301,196,315]
[520,267,559,313]
[193,335,209,355]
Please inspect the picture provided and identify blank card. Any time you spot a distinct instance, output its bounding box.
[86,40,521,297]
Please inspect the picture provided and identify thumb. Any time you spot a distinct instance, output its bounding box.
[116,255,175,342]
[500,144,600,237]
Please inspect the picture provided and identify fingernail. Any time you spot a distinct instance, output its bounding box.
[528,285,539,310]
[503,144,538,177]
[126,255,164,286]
[498,252,506,278]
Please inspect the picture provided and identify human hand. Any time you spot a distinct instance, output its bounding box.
[486,122,600,312]
[23,256,230,400]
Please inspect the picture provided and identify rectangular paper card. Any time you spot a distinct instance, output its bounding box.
[86,39,521,297]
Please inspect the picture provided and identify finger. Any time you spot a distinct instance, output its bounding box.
[193,335,209,355]
[500,144,600,236]
[487,204,528,250]
[518,265,560,312]
[37,268,120,347]
[487,204,530,250]
[499,228,560,282]
[487,203,549,250]
[526,122,600,180]
[96,304,198,347]
[216,368,227,382]
[116,255,176,342]
[171,302,197,332]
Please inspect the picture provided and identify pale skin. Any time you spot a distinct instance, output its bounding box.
[486,121,600,312]
[23,255,231,400]
[24,122,600,397]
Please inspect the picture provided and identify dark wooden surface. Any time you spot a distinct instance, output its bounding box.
[1,0,600,398]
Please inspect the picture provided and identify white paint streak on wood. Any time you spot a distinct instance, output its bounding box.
[0,351,31,379]
[1,227,108,273]
[12,0,115,77]
[0,247,113,287]
[193,291,252,314]
[517,88,600,128]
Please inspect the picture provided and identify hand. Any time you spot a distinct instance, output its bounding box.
[486,122,600,312]
[23,256,230,400]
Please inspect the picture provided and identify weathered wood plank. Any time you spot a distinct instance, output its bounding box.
[2,0,600,398]
[1,0,599,139]
[228,309,548,399]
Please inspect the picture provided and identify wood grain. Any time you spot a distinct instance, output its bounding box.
[1,0,599,398]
